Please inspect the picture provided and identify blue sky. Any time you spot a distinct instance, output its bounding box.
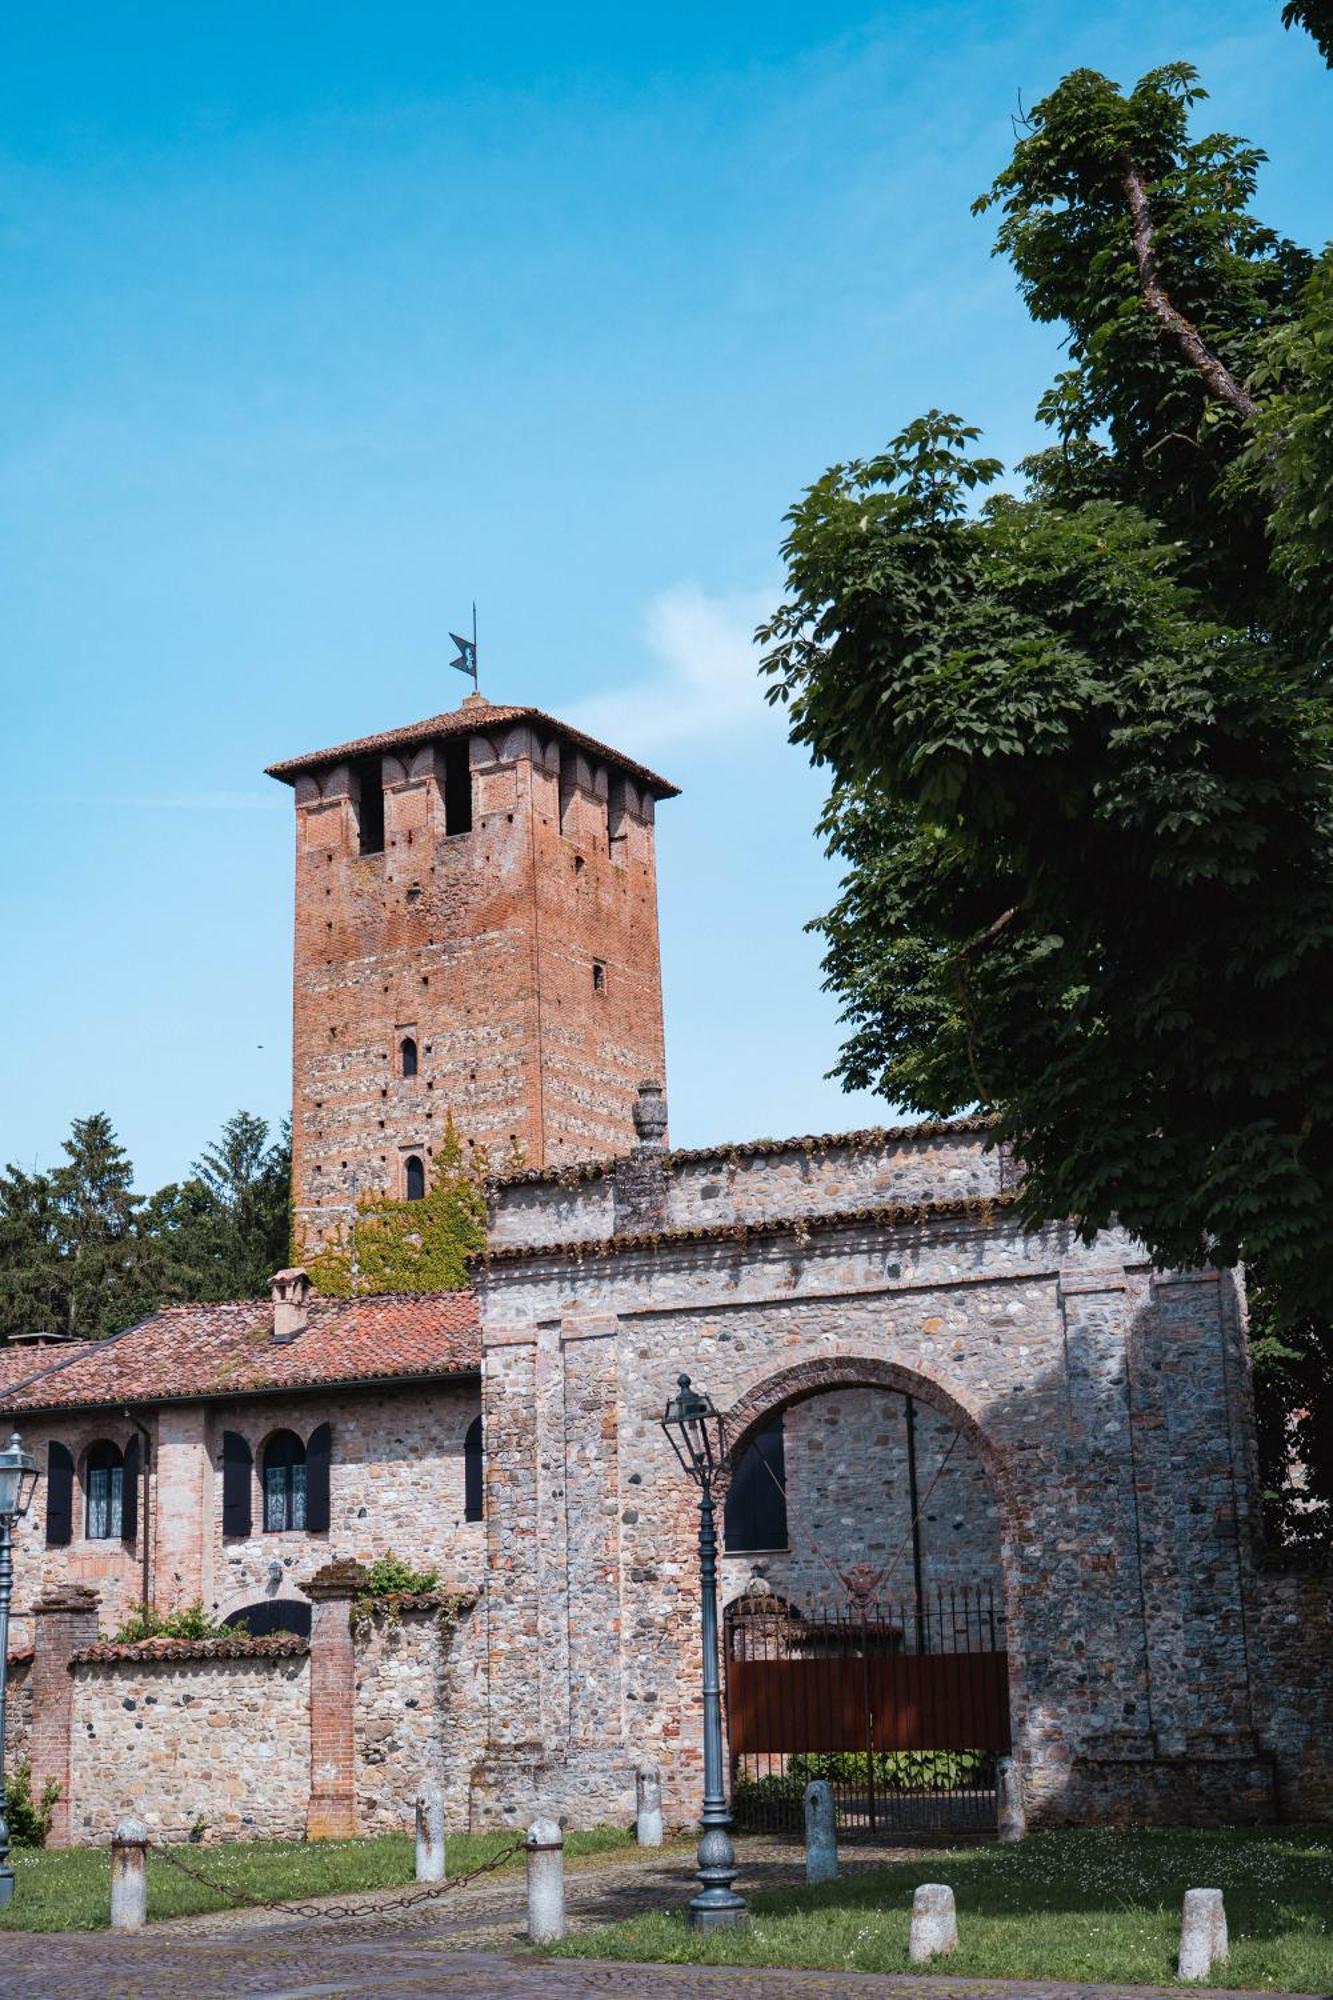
[2,1,1328,1189]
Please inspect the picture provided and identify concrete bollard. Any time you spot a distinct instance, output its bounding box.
[526,1816,566,1943]
[909,1882,958,1963]
[636,1765,664,1847]
[1178,1887,1228,1981]
[110,1815,150,1933]
[414,1780,446,1883]
[996,1756,1026,1845]
[803,1779,838,1884]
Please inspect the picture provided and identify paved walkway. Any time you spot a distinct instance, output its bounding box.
[5,1840,1322,2000]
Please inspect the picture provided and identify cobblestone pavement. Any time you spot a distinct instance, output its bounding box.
[5,1840,1321,2000]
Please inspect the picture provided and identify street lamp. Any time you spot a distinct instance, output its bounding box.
[660,1374,746,1931]
[0,1430,40,1912]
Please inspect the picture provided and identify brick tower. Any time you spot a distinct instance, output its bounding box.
[267,694,677,1252]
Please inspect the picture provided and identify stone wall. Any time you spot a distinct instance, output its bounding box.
[1254,1564,1333,1821]
[4,1650,32,1770]
[476,1122,1274,1833]
[721,1386,1002,1619]
[353,1594,487,1832]
[68,1640,311,1844]
[8,1380,483,1648]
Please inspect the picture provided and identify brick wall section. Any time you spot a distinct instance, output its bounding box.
[67,1645,310,1844]
[305,1561,362,1838]
[283,708,670,1251]
[28,1584,99,1847]
[1253,1565,1333,1820]
[476,1124,1276,1833]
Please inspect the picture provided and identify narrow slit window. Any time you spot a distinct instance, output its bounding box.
[444,737,472,835]
[592,960,607,994]
[400,1036,418,1078]
[353,756,385,855]
[559,746,576,837]
[405,1154,426,1201]
[464,1414,483,1522]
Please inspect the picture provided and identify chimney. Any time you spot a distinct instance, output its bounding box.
[270,1268,313,1343]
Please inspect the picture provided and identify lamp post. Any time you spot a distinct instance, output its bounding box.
[0,1430,40,1912]
[660,1374,746,1931]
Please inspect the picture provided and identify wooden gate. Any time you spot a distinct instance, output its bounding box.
[726,1585,1009,1838]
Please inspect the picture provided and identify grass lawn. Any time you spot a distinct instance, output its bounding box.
[0,1824,633,1933]
[551,1828,1333,1991]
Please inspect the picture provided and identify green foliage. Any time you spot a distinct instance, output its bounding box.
[110,1602,247,1644]
[1283,0,1333,63]
[360,1553,443,1598]
[0,1109,290,1343]
[3,1763,60,1848]
[303,1117,486,1295]
[734,1748,995,1824]
[761,45,1333,1544]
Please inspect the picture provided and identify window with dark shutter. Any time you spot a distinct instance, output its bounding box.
[262,1430,306,1533]
[122,1435,140,1544]
[85,1440,125,1540]
[724,1415,788,1553]
[222,1431,253,1539]
[46,1441,74,1547]
[464,1414,483,1522]
[305,1422,332,1534]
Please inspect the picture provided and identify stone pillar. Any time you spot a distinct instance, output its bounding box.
[29,1584,99,1848]
[526,1816,566,1942]
[415,1780,446,1882]
[803,1779,838,1884]
[636,1766,663,1846]
[110,1815,149,1931]
[305,1559,366,1840]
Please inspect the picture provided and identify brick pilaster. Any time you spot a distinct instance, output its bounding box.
[29,1584,99,1848]
[304,1559,366,1840]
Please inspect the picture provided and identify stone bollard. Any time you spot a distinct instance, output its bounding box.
[636,1765,664,1848]
[996,1756,1026,1845]
[526,1816,566,1943]
[909,1882,958,1963]
[110,1815,150,1933]
[803,1780,838,1884]
[1178,1887,1228,1981]
[414,1780,446,1884]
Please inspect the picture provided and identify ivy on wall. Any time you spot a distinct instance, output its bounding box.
[302,1118,489,1295]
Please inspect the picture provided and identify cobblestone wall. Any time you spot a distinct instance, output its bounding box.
[68,1647,312,1844]
[1254,1564,1333,1820]
[4,1652,31,1770]
[353,1597,487,1831]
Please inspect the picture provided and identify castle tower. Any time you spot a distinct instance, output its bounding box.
[266,694,677,1251]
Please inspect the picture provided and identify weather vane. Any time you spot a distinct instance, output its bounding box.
[449,604,479,693]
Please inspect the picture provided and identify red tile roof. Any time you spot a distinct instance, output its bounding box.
[0,1292,480,1416]
[265,699,680,798]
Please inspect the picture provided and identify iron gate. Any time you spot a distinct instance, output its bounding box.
[725,1584,1009,1839]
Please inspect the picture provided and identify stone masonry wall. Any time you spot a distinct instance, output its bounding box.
[721,1386,1002,1621]
[68,1647,311,1844]
[4,1652,32,1770]
[1253,1565,1333,1821]
[477,1123,1272,1834]
[353,1597,487,1831]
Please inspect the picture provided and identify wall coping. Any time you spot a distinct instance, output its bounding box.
[72,1635,310,1666]
[476,1190,1018,1267]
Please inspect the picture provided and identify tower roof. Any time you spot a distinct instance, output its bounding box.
[265,695,679,798]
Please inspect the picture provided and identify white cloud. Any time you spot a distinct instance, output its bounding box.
[567,582,783,755]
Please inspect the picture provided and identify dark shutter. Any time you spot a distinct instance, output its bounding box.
[46,1441,74,1547]
[221,1431,253,1539]
[305,1422,331,1534]
[122,1435,140,1544]
[724,1416,788,1553]
[464,1415,483,1523]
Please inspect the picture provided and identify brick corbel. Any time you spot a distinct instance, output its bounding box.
[29,1584,100,1848]
[304,1561,368,1839]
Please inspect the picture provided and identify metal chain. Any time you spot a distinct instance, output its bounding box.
[148,1832,526,1922]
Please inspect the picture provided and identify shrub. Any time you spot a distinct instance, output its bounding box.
[4,1762,60,1847]
[110,1602,247,1644]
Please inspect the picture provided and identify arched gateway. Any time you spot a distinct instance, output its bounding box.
[720,1359,1014,1837]
[474,1097,1273,1836]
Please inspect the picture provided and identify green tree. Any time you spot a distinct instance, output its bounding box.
[52,1113,159,1337]
[304,1118,485,1295]
[760,48,1333,1539]
[1283,0,1333,64]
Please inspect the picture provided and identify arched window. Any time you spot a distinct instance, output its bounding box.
[222,1600,312,1639]
[85,1440,125,1541]
[724,1415,788,1553]
[400,1036,418,1078]
[464,1414,483,1522]
[405,1154,426,1202]
[263,1430,307,1533]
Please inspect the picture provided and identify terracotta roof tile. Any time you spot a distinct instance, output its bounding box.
[0,1292,479,1417]
[265,700,680,798]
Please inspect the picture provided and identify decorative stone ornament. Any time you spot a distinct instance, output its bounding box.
[909,1882,958,1962]
[631,1079,668,1150]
